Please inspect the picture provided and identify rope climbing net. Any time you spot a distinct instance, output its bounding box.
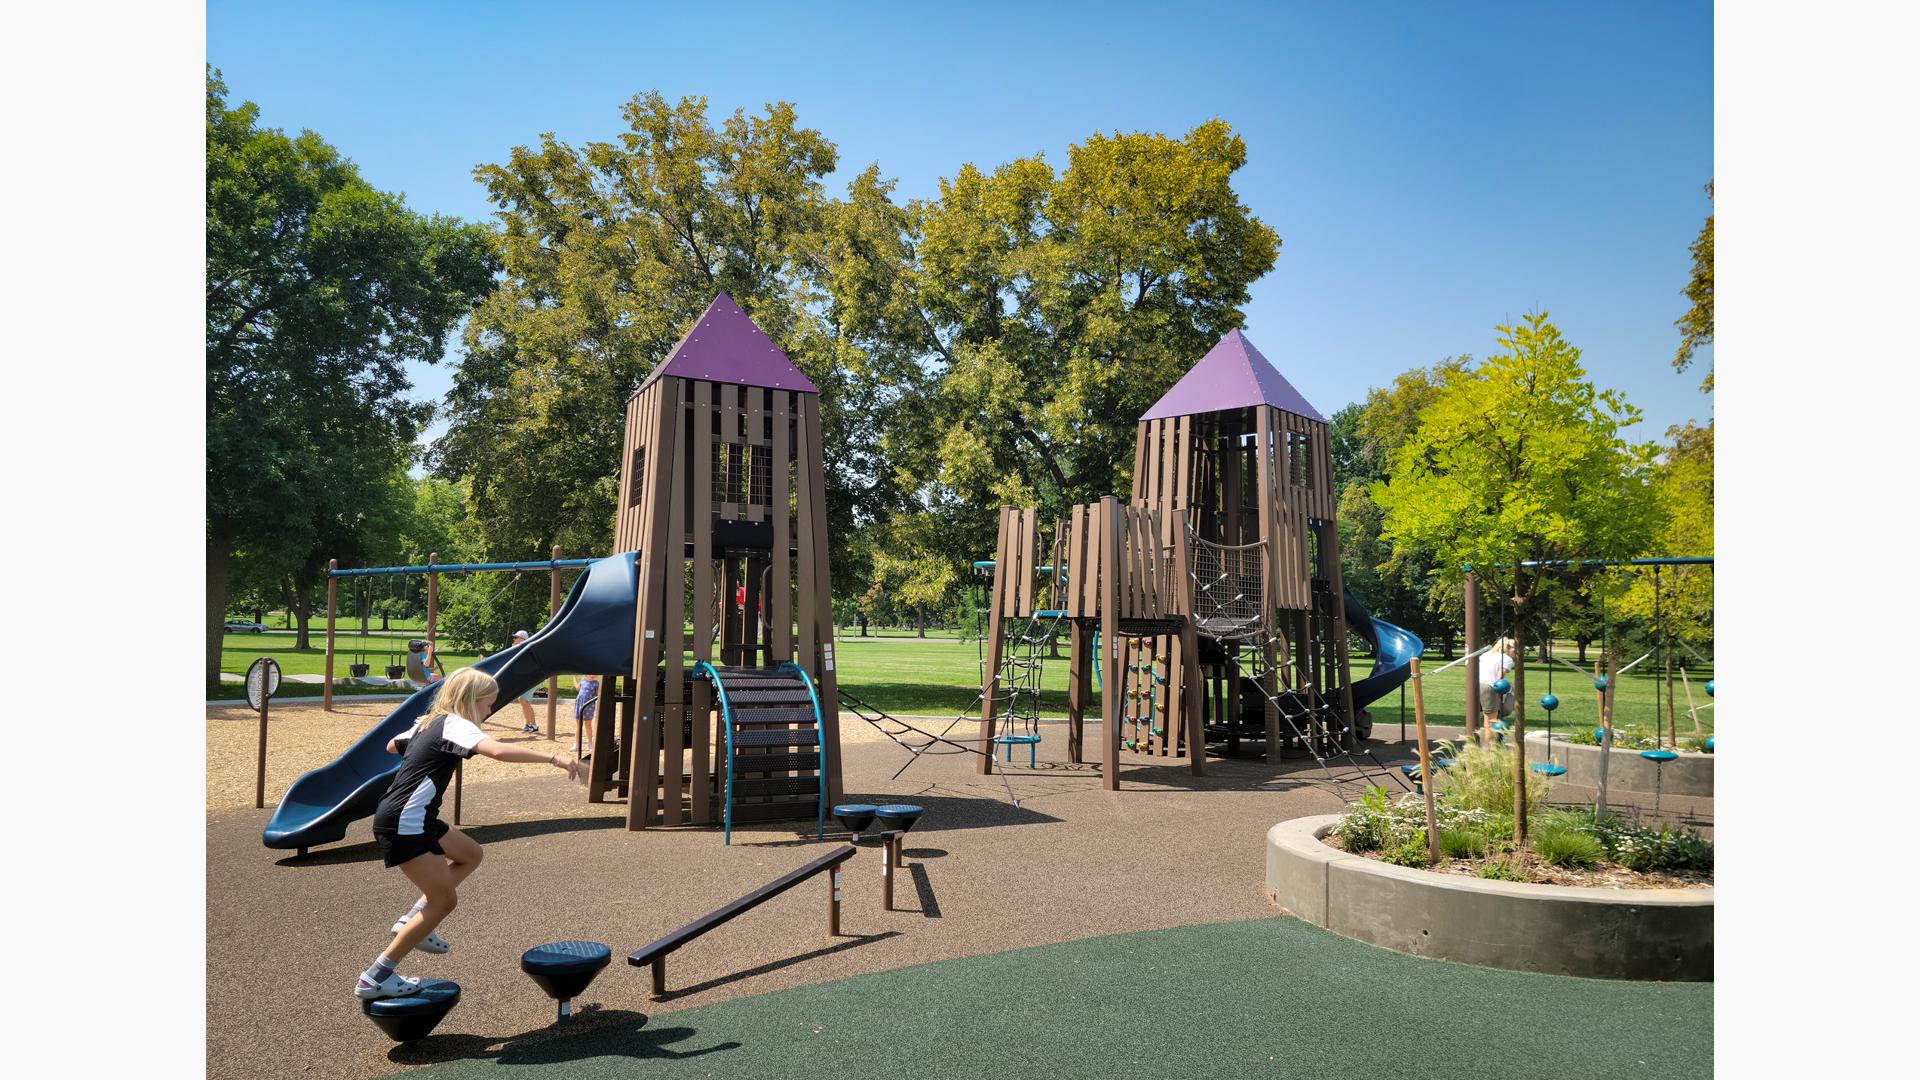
[1182,525,1412,802]
[1187,533,1268,641]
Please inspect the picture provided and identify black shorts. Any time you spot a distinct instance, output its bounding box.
[374,818,451,868]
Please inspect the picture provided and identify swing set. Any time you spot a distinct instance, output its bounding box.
[320,549,591,741]
[1463,556,1713,817]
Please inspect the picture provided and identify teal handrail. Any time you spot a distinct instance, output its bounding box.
[693,661,739,845]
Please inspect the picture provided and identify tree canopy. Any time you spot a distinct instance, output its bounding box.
[205,69,496,687]
[1673,182,1713,392]
[1373,313,1662,839]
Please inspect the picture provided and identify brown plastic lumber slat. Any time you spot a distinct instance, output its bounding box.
[772,389,793,666]
[662,386,693,826]
[691,381,717,824]
[630,843,857,997]
[976,506,1013,773]
[629,378,681,830]
[803,394,843,804]
[1101,496,1123,790]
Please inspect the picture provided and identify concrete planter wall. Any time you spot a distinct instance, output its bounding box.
[1523,731,1714,797]
[1266,815,1712,981]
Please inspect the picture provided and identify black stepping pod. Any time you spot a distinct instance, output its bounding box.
[520,940,612,1022]
[361,980,462,1043]
[832,803,879,835]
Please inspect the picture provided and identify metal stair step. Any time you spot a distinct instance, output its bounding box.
[723,689,813,705]
[732,776,821,799]
[729,800,822,824]
[729,707,816,726]
[731,728,820,748]
[730,751,818,774]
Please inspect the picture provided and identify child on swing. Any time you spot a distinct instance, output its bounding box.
[354,667,580,999]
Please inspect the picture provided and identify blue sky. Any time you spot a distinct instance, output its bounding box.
[209,0,1713,445]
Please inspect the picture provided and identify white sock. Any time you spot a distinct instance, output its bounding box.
[394,897,427,926]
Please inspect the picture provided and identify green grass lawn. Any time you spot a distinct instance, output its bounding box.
[214,631,1713,742]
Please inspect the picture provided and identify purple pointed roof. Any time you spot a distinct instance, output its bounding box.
[1138,328,1324,423]
[639,292,818,394]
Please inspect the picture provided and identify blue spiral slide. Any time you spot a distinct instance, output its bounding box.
[261,553,639,852]
[1341,587,1424,713]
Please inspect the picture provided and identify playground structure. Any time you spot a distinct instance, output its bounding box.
[598,292,841,832]
[265,294,843,851]
[978,330,1423,792]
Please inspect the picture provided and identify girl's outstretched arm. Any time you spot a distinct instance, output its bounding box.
[471,738,580,780]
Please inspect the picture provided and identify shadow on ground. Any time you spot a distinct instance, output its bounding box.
[389,1010,739,1068]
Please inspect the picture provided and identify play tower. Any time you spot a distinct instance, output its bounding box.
[593,293,843,834]
[978,329,1357,788]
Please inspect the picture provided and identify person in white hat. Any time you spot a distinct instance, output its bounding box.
[509,630,539,733]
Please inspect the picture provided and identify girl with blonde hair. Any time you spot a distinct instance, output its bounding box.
[353,667,580,1000]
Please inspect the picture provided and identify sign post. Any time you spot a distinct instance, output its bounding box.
[247,657,282,809]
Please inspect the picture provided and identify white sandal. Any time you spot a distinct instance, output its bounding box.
[391,920,451,953]
[354,971,421,1000]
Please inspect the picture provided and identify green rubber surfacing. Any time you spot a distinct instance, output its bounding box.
[398,916,1712,1079]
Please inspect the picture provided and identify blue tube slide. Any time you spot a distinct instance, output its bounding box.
[261,553,639,851]
[1341,587,1424,712]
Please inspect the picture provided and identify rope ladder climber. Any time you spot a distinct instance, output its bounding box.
[832,607,1079,809]
[1185,527,1415,803]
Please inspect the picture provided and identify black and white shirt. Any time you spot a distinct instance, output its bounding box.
[372,714,486,835]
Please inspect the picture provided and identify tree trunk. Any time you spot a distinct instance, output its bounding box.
[293,579,313,651]
[207,535,232,694]
[1576,635,1589,663]
[1439,628,1455,660]
[858,613,868,638]
[916,609,927,638]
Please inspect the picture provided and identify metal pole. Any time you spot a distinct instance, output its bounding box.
[255,684,269,809]
[548,544,561,740]
[323,559,338,712]
[426,551,438,672]
[829,865,843,936]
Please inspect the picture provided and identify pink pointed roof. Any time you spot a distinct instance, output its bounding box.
[639,292,818,394]
[1139,328,1325,423]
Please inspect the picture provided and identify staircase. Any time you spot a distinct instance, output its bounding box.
[695,661,828,844]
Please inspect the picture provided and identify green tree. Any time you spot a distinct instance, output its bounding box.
[1335,357,1474,656]
[441,93,901,575]
[1374,313,1662,840]
[824,122,1280,587]
[206,70,497,688]
[1674,182,1713,391]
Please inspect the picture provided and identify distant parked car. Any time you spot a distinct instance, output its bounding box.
[224,620,268,633]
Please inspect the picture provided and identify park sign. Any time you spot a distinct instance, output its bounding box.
[246,657,281,711]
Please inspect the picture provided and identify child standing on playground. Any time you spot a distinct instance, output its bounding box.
[1478,636,1518,741]
[571,673,599,756]
[354,667,580,1000]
